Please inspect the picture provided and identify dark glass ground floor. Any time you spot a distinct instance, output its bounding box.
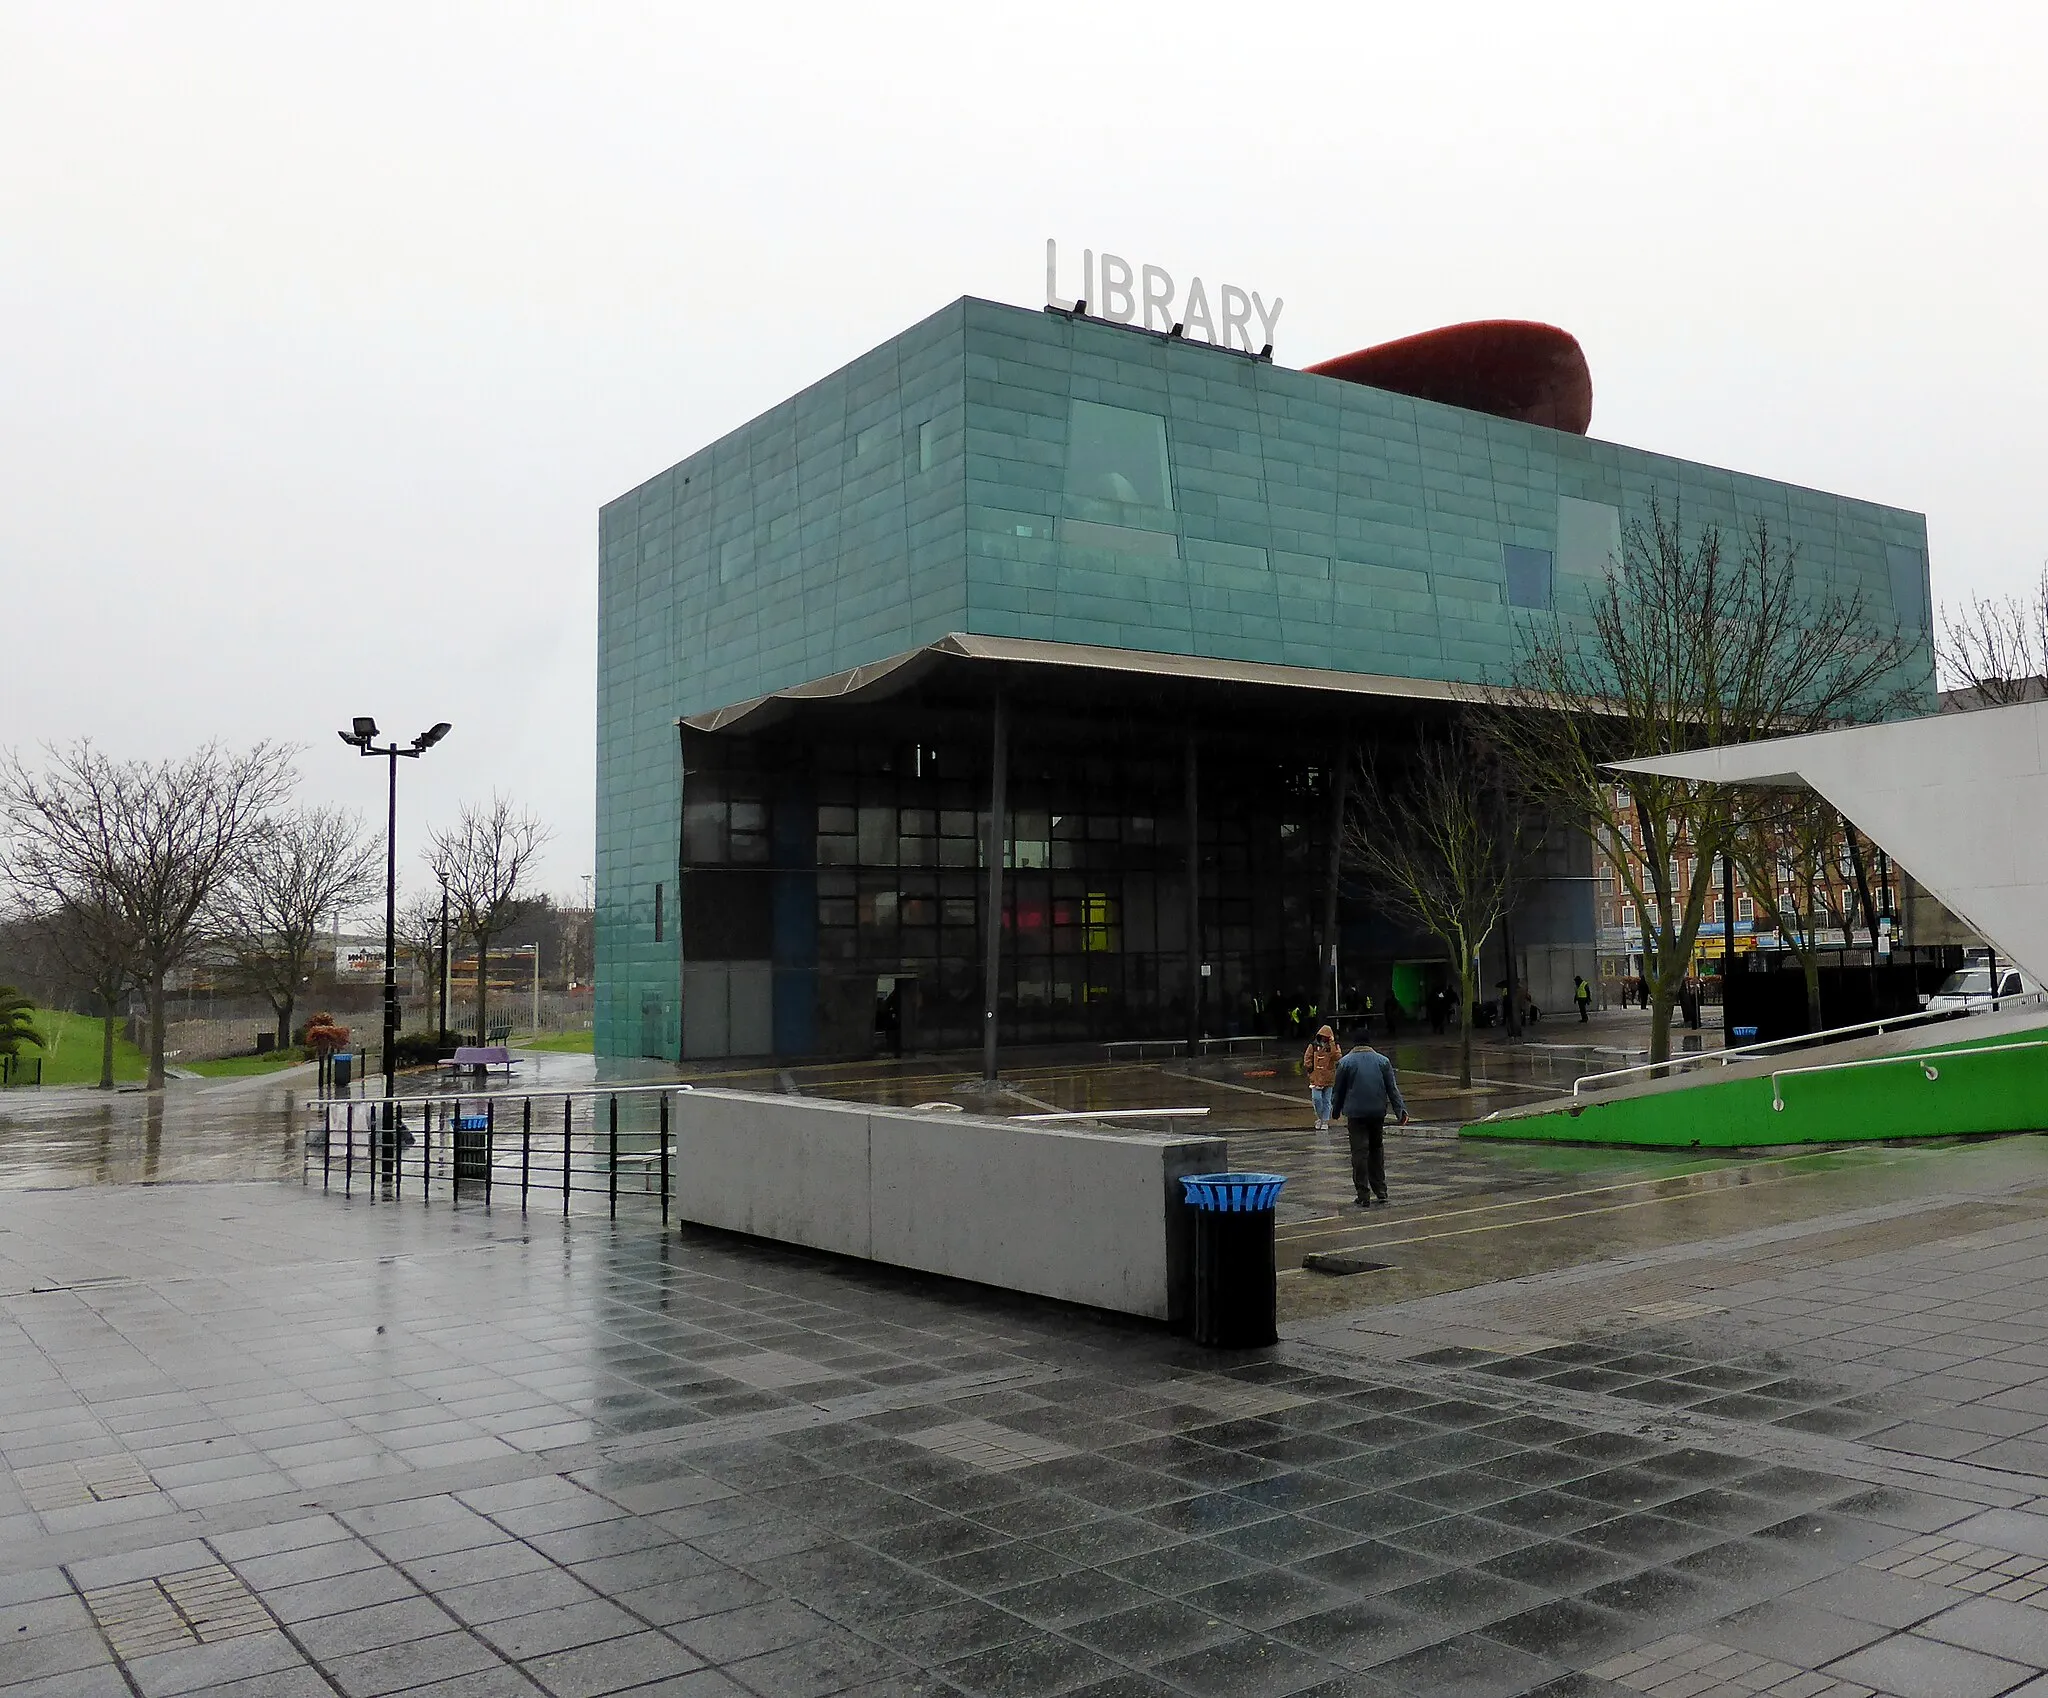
[669,664,1594,1060]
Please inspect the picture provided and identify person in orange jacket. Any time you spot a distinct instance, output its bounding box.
[1303,1023,1341,1130]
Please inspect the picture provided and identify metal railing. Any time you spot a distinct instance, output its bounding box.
[303,1084,692,1220]
[1770,1039,2048,1112]
[1571,1007,1975,1097]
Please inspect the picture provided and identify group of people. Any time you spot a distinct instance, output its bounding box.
[1302,1024,1408,1208]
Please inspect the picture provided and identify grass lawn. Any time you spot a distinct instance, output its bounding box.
[6,1011,147,1087]
[187,1050,310,1078]
[519,1029,594,1053]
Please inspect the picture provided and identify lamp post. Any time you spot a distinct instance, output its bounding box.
[338,717,452,1119]
[437,881,450,1042]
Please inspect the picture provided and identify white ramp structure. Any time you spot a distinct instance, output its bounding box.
[1612,699,2048,983]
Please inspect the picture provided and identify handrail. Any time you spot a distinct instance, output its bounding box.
[1571,1007,1971,1097]
[1012,1108,1211,1122]
[305,1081,693,1112]
[1770,1039,2048,1111]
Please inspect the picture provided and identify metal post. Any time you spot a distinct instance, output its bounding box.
[1723,843,1739,1049]
[322,1106,332,1189]
[1323,745,1350,1020]
[1184,731,1201,1058]
[345,1101,354,1195]
[521,1097,531,1213]
[563,1095,572,1215]
[659,1092,671,1226]
[484,1098,494,1206]
[421,1106,430,1204]
[980,690,1008,1082]
[608,1094,619,1220]
[382,746,399,1117]
[437,884,450,1041]
[531,944,540,1037]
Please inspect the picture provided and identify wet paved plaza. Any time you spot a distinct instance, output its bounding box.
[9,1051,2048,1696]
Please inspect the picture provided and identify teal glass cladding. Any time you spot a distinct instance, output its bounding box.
[596,296,1935,1057]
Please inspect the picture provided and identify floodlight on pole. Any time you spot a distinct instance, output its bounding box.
[337,718,453,1139]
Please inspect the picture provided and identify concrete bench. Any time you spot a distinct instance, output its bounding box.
[671,1090,1225,1323]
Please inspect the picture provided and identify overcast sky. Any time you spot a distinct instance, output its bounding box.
[4,1,2042,900]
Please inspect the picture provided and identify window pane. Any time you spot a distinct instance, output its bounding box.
[1504,544,1554,609]
[1066,399,1172,509]
[918,420,936,473]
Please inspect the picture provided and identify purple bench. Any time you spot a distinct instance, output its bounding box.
[438,1046,516,1075]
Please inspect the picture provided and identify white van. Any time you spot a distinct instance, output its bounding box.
[1925,964,2041,1013]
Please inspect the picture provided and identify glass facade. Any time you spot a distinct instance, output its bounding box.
[596,296,1936,1060]
[676,709,1352,1059]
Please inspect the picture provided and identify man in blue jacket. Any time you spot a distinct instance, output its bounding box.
[1330,1027,1408,1207]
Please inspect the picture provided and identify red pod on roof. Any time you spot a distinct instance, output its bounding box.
[1305,321,1593,435]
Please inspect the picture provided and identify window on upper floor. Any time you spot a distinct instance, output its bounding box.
[1065,399,1171,509]
[1504,544,1554,609]
[918,420,936,473]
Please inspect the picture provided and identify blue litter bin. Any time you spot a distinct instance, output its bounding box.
[1181,1172,1286,1348]
[332,1052,353,1092]
[454,1113,490,1184]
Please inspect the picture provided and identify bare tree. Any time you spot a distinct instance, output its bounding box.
[396,889,451,1035]
[0,895,138,1088]
[1344,727,1523,1088]
[426,798,550,1044]
[212,806,381,1049]
[1938,566,2048,706]
[1728,791,1856,1031]
[1491,502,1916,1063]
[0,741,295,1088]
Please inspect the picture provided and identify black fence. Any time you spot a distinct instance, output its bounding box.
[305,1087,684,1220]
[1724,946,1964,1045]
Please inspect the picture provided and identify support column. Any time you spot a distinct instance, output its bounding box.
[1185,731,1201,1058]
[1323,744,1351,1020]
[1721,839,1739,1050]
[980,691,1008,1082]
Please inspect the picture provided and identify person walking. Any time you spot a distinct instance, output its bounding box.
[1574,975,1592,1023]
[1331,1026,1408,1207]
[1302,1023,1340,1130]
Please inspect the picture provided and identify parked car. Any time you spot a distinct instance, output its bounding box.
[1925,965,2040,1012]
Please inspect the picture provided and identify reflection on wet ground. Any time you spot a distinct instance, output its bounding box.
[13,1030,2045,1342]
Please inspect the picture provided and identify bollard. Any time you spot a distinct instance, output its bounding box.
[659,1092,670,1226]
[521,1098,531,1213]
[563,1096,572,1214]
[608,1095,619,1220]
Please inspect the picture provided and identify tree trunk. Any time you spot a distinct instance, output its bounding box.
[275,997,293,1051]
[475,930,490,1045]
[1802,956,1823,1030]
[1455,946,1474,1088]
[147,972,167,1090]
[1647,985,1674,1063]
[99,997,116,1090]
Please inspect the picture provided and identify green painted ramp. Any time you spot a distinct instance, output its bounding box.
[1463,1023,2048,1149]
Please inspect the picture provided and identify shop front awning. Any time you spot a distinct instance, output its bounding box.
[677,633,1486,736]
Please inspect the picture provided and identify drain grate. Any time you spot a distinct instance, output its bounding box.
[906,1418,1075,1471]
[1865,1534,2048,1601]
[1302,1252,1393,1277]
[701,1349,839,1390]
[1155,1379,1309,1421]
[81,1563,272,1659]
[18,1455,158,1512]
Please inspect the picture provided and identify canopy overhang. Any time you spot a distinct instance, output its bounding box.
[677,633,1487,736]
[1611,701,2048,982]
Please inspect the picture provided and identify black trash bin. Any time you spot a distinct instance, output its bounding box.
[454,1112,491,1184]
[332,1051,353,1092]
[1181,1172,1286,1348]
